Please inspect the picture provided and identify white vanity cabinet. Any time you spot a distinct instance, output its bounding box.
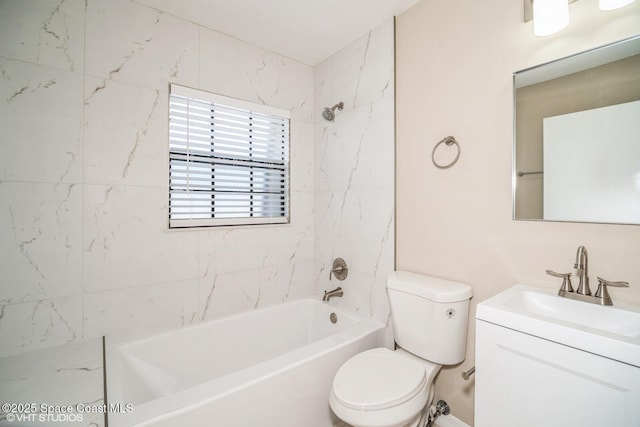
[474,285,640,427]
[475,320,640,427]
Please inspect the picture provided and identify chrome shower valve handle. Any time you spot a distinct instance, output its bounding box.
[329,258,348,281]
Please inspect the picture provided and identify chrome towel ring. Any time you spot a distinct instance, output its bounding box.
[432,136,460,169]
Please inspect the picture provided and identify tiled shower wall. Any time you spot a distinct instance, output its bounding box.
[0,0,314,357]
[313,20,395,326]
[0,0,395,357]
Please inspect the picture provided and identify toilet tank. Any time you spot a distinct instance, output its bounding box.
[387,271,472,365]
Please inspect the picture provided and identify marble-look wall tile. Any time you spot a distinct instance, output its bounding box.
[198,227,281,277]
[199,27,314,124]
[197,259,315,322]
[290,120,315,193]
[0,182,82,304]
[284,191,315,260]
[349,190,394,276]
[193,21,316,327]
[314,19,394,116]
[278,260,315,303]
[315,97,394,193]
[345,98,395,191]
[315,189,393,276]
[83,185,199,292]
[0,338,104,427]
[198,260,313,321]
[313,19,395,325]
[198,269,262,321]
[84,77,168,186]
[85,0,199,91]
[1,0,317,357]
[84,280,198,340]
[0,296,83,358]
[0,58,83,183]
[0,0,85,71]
[196,195,312,271]
[336,19,394,109]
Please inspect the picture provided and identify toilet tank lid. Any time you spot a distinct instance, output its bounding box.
[387,271,472,302]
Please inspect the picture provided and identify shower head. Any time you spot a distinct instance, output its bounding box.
[322,102,344,121]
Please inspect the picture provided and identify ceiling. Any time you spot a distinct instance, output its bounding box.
[134,0,421,65]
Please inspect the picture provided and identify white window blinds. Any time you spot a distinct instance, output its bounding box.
[169,84,290,228]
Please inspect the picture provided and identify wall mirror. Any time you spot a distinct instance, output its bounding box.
[513,35,640,225]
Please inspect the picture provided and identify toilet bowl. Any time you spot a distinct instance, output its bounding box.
[329,271,472,427]
[330,348,441,427]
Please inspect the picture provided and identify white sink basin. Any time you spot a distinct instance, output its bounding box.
[476,284,640,367]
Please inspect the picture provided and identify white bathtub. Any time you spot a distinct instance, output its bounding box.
[106,298,386,426]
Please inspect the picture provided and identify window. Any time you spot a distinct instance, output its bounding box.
[169,84,290,228]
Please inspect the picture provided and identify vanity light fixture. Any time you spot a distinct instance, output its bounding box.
[524,0,638,36]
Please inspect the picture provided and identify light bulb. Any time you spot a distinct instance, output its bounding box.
[599,0,637,10]
[533,0,570,36]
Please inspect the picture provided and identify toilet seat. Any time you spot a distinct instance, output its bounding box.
[332,348,427,411]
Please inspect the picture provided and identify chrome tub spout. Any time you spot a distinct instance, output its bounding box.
[322,287,343,302]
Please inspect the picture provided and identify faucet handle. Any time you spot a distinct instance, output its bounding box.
[546,270,574,293]
[596,277,629,288]
[594,277,629,306]
[329,258,348,281]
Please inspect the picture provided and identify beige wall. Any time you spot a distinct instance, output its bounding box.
[395,0,640,425]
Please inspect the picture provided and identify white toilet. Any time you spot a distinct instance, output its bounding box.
[329,271,472,427]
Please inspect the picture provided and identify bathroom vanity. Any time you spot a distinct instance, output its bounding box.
[475,285,640,427]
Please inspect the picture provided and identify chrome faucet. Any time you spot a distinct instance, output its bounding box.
[547,245,629,306]
[574,245,591,295]
[322,287,343,302]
